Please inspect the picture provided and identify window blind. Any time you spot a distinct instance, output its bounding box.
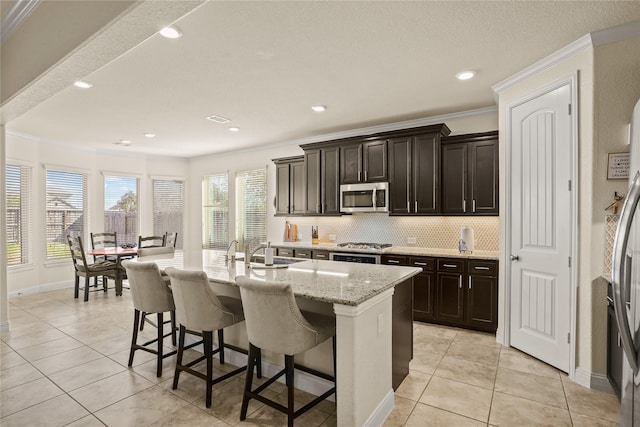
[152,179,184,249]
[235,168,267,251]
[6,164,33,266]
[202,173,229,249]
[46,168,88,260]
[104,175,139,245]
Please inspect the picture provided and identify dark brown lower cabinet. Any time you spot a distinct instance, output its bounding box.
[382,255,498,333]
[436,271,465,326]
[392,278,413,390]
[607,283,622,399]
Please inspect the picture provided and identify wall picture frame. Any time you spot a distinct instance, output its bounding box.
[608,152,630,180]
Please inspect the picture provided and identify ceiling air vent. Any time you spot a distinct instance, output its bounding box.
[206,115,230,124]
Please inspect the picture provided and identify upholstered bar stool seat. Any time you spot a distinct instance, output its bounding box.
[165,267,253,408]
[136,247,175,332]
[236,276,336,427]
[122,260,177,377]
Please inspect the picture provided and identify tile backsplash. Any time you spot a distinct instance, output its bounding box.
[270,214,499,251]
[604,214,619,278]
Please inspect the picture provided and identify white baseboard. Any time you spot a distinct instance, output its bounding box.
[573,367,615,394]
[0,320,10,333]
[364,389,395,427]
[495,329,505,345]
[8,281,74,298]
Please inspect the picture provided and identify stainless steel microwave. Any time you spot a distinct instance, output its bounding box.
[340,182,389,213]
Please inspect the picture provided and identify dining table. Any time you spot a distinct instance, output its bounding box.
[86,247,138,295]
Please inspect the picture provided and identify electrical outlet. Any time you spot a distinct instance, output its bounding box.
[407,237,416,244]
[377,313,384,335]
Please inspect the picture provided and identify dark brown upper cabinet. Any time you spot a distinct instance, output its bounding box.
[340,140,387,184]
[273,156,305,216]
[388,125,450,215]
[441,131,498,215]
[304,146,340,215]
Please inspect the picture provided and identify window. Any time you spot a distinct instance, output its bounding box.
[202,173,229,249]
[152,179,184,249]
[236,168,267,250]
[6,164,32,266]
[104,175,139,245]
[46,168,88,260]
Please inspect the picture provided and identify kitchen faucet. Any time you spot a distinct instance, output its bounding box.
[244,238,266,265]
[225,239,239,263]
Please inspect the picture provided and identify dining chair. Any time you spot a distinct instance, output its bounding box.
[138,235,166,249]
[236,276,336,426]
[90,232,118,289]
[164,232,178,248]
[67,235,118,302]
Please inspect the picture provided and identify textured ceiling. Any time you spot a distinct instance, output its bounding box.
[5,1,640,157]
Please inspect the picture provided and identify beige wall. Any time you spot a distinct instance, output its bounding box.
[497,35,640,377]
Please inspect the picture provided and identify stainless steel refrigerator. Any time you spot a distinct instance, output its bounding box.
[612,97,640,426]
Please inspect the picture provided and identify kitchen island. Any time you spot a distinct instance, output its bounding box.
[149,251,421,426]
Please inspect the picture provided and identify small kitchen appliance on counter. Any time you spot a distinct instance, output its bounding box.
[459,226,475,253]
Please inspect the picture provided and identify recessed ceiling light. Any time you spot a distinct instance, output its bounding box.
[311,105,326,112]
[144,133,156,138]
[119,140,132,146]
[159,26,182,39]
[73,80,93,89]
[456,71,476,81]
[229,127,240,132]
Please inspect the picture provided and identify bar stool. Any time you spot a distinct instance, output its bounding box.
[137,247,175,332]
[236,276,336,427]
[165,267,252,408]
[121,260,177,377]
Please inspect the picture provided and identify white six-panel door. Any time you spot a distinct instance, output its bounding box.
[509,83,573,372]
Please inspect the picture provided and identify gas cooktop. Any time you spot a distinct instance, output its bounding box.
[337,242,393,250]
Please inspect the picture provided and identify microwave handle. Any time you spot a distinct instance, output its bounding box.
[372,187,377,211]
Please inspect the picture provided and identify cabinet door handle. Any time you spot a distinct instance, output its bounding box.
[415,201,418,212]
[414,262,427,266]
[473,199,477,213]
[387,260,400,264]
[474,266,490,271]
[459,276,462,288]
[364,170,368,181]
[468,276,472,289]
[316,254,326,258]
[463,200,466,213]
[358,171,361,182]
[407,201,410,212]
[443,264,457,268]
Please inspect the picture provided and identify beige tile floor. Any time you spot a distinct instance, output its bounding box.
[1,287,621,426]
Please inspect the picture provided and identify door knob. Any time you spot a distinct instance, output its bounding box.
[510,255,520,261]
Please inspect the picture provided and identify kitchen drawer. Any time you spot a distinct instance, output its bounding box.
[409,257,434,272]
[312,250,330,260]
[382,255,408,266]
[294,249,312,259]
[277,248,294,257]
[437,258,465,274]
[468,260,497,276]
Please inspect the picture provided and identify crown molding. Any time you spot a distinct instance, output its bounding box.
[492,19,640,96]
[492,34,592,96]
[1,0,42,43]
[591,19,640,47]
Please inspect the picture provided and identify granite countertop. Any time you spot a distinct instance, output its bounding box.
[270,241,499,260]
[148,251,421,306]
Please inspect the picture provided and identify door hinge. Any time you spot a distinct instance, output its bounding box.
[568,104,572,115]
[568,180,572,191]
[567,332,570,343]
[568,256,571,267]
